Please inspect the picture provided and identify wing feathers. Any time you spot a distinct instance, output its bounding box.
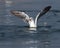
[35,6,51,21]
[10,10,30,23]
[35,6,51,25]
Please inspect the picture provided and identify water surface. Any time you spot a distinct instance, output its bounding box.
[0,0,60,48]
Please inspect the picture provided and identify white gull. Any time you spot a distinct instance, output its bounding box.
[11,6,51,28]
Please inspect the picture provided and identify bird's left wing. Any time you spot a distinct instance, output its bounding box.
[10,10,30,23]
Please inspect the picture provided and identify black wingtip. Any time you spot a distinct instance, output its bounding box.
[43,6,51,12]
[37,6,52,19]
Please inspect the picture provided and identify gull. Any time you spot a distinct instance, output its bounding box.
[10,6,51,28]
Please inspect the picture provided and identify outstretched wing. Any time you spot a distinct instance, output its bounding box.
[10,10,30,23]
[35,6,51,24]
[36,6,51,20]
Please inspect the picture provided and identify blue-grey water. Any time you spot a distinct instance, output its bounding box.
[0,0,60,48]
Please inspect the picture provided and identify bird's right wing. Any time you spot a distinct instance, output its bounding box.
[10,10,30,23]
[36,6,51,21]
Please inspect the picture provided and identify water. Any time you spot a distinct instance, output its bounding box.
[0,25,60,48]
[0,0,60,48]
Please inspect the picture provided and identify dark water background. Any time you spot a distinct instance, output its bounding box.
[0,0,60,48]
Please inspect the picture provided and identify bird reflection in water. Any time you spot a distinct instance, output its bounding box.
[28,27,37,31]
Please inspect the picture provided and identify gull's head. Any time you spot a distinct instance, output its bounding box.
[11,10,24,16]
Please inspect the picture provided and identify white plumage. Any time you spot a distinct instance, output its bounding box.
[11,6,51,28]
